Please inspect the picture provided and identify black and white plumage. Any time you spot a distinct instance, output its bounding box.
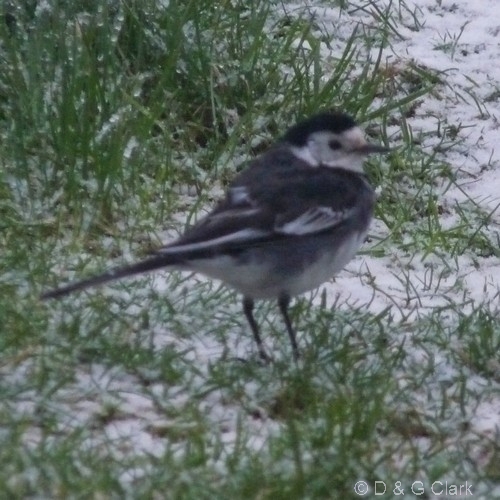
[42,112,389,361]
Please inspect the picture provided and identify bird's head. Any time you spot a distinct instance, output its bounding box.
[283,112,389,172]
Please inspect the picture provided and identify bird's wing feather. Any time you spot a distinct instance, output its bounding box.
[275,206,355,235]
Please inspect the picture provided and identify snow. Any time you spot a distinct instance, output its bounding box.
[6,0,500,489]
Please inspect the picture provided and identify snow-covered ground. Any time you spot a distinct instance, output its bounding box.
[4,0,500,494]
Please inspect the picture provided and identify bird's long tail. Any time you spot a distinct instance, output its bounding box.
[41,253,181,300]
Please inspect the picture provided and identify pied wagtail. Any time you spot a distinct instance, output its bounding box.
[42,112,389,361]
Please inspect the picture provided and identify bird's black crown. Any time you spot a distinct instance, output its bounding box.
[282,112,357,146]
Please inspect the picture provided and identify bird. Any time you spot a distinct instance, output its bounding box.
[41,111,389,362]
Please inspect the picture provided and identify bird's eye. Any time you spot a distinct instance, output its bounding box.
[328,139,342,150]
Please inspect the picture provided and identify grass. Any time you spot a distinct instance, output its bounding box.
[1,0,499,498]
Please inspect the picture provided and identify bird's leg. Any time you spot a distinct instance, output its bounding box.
[242,296,270,362]
[278,293,299,361]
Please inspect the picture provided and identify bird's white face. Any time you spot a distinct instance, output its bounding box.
[291,126,384,173]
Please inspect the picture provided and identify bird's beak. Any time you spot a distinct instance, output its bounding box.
[356,143,391,155]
